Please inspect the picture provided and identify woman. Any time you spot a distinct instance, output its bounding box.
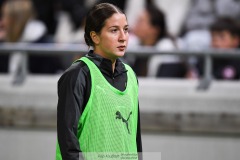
[129,3,186,78]
[56,3,142,160]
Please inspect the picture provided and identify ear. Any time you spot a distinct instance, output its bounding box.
[90,31,100,45]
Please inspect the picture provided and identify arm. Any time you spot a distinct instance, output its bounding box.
[136,104,143,160]
[57,63,89,160]
[135,75,143,159]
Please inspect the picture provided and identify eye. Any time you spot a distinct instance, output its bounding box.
[124,27,129,33]
[111,29,118,33]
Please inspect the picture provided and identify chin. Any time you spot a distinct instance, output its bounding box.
[115,51,126,57]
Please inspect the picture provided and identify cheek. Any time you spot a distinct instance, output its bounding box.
[212,36,232,48]
[226,37,237,47]
[2,16,9,28]
[220,37,232,47]
[100,34,117,48]
[233,38,240,47]
[212,36,222,44]
[134,25,144,37]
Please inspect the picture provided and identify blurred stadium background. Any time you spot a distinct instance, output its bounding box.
[0,0,240,160]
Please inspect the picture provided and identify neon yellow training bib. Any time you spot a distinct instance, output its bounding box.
[56,57,139,160]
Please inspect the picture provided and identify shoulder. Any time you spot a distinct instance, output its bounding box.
[124,63,139,85]
[58,60,89,89]
[123,63,134,73]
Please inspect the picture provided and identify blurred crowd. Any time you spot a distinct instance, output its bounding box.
[0,0,240,80]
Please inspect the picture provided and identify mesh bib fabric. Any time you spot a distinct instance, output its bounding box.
[56,57,139,160]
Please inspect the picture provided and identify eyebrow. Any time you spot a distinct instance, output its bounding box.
[108,25,129,29]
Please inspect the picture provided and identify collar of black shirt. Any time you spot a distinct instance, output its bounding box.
[86,50,128,78]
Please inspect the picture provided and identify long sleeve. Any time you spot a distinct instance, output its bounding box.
[136,74,143,159]
[136,103,143,160]
[57,63,89,160]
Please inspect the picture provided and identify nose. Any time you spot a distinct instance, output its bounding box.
[118,30,127,42]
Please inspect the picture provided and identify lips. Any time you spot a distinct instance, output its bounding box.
[117,46,126,51]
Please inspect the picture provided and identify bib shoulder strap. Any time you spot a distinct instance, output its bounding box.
[123,63,138,87]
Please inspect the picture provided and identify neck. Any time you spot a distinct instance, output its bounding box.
[112,61,116,73]
[94,49,117,73]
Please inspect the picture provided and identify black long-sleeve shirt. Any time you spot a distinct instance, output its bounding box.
[57,50,142,160]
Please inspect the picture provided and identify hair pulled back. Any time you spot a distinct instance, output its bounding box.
[84,3,124,46]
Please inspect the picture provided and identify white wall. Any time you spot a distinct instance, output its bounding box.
[1,129,240,160]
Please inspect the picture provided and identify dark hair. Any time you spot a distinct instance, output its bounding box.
[145,4,167,41]
[210,18,240,37]
[84,3,124,46]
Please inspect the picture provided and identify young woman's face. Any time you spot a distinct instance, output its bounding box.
[2,4,11,32]
[211,30,239,49]
[133,10,159,45]
[94,13,129,61]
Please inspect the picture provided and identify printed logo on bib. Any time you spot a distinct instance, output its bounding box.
[116,111,132,134]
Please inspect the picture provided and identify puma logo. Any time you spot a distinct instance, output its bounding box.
[116,111,132,134]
